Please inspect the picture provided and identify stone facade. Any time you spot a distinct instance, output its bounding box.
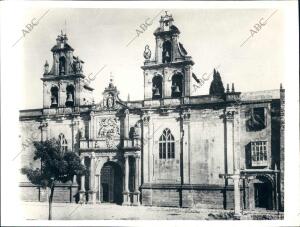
[19,12,284,212]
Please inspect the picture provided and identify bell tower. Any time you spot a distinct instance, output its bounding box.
[141,11,194,101]
[41,31,94,109]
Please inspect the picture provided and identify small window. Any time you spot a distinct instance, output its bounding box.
[246,107,266,131]
[58,133,68,152]
[251,141,267,167]
[159,128,175,159]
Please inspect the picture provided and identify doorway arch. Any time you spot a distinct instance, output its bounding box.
[100,161,123,205]
[252,175,274,210]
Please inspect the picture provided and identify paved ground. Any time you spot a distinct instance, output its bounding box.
[21,202,283,220]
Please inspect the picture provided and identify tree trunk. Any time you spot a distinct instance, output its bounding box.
[48,184,55,220]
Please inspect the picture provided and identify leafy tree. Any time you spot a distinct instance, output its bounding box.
[21,138,86,220]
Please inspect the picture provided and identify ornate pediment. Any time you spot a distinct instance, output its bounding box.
[94,77,127,111]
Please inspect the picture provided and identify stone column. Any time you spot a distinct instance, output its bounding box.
[122,155,130,205]
[133,155,140,206]
[79,157,86,203]
[233,175,241,218]
[88,153,96,204]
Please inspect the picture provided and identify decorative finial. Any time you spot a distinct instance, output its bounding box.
[61,30,63,36]
[110,72,113,82]
[127,93,130,101]
[108,72,114,88]
[165,11,168,16]
[44,60,49,74]
[231,83,235,93]
[226,84,230,93]
[280,83,283,90]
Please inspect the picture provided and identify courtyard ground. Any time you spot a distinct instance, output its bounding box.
[21,202,283,220]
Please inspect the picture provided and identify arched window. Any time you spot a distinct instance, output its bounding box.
[152,75,163,99]
[162,41,172,63]
[59,57,66,75]
[171,73,183,98]
[58,133,68,152]
[65,85,75,107]
[159,128,175,159]
[50,86,58,108]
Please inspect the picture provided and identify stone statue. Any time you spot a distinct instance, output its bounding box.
[107,95,114,108]
[143,45,151,60]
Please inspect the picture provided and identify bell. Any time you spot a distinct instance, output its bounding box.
[51,96,57,105]
[154,88,160,97]
[66,93,73,102]
[165,51,170,58]
[174,85,180,93]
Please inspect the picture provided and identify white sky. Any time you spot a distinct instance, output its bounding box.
[18,8,284,109]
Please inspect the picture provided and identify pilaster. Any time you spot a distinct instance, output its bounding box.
[224,110,235,175]
[184,65,191,97]
[181,108,191,184]
[79,157,86,203]
[124,109,129,139]
[89,111,95,140]
[39,120,49,142]
[142,114,151,183]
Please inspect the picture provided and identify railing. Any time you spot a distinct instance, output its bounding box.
[80,138,141,150]
[123,138,141,149]
[42,106,91,116]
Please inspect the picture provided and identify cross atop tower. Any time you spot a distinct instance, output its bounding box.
[109,72,114,86]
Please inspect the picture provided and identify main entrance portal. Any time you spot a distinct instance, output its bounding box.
[99,162,123,205]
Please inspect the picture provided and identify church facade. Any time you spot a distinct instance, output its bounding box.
[19,12,285,211]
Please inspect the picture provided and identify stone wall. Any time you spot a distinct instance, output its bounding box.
[20,183,78,203]
[189,108,225,185]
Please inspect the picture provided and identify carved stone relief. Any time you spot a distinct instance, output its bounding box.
[97,117,120,149]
